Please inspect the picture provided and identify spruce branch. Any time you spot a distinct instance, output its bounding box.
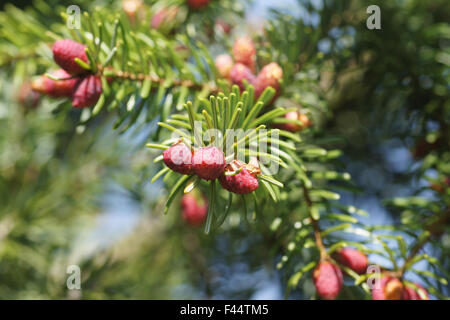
[148,87,297,227]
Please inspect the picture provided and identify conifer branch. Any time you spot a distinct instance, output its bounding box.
[99,66,219,93]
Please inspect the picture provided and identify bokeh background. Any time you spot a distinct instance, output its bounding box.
[0,0,449,299]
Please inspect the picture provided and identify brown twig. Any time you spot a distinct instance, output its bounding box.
[302,183,327,260]
[98,66,220,94]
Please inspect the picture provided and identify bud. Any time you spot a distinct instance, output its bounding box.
[18,80,41,109]
[275,111,312,133]
[372,276,403,300]
[52,39,89,75]
[313,261,343,300]
[337,248,368,274]
[72,75,102,108]
[253,62,283,101]
[186,0,211,10]
[219,160,260,194]
[192,146,226,181]
[230,63,255,91]
[215,54,234,79]
[163,142,194,175]
[232,36,256,72]
[181,193,208,227]
[31,69,78,98]
[402,283,429,300]
[151,6,179,29]
[122,0,144,24]
[215,19,232,34]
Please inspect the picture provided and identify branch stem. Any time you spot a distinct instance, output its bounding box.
[302,184,327,260]
[98,66,219,93]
